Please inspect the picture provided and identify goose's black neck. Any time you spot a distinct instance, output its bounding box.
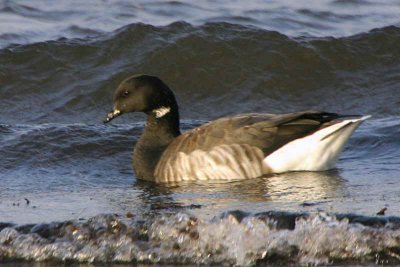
[143,106,181,143]
[133,104,181,181]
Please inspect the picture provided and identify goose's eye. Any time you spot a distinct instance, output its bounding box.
[123,91,129,96]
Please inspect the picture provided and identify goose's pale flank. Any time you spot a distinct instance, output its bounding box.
[104,74,369,183]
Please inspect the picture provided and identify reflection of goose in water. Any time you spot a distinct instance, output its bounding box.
[132,171,345,217]
[264,170,345,203]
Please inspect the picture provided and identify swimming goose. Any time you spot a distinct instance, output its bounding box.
[104,74,369,183]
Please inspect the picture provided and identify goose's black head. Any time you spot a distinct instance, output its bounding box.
[104,74,179,123]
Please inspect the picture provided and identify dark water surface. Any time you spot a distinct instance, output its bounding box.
[1,0,400,265]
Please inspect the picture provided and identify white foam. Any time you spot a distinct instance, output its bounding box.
[1,210,398,265]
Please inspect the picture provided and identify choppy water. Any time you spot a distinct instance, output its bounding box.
[1,0,400,265]
[1,0,400,48]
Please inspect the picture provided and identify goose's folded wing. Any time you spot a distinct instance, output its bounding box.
[163,110,341,156]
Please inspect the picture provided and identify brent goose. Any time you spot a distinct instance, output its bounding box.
[104,74,369,182]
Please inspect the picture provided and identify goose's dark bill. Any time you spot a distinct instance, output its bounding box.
[104,109,121,123]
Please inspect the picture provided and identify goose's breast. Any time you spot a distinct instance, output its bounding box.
[154,144,268,182]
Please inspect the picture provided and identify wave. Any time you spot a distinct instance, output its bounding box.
[1,211,400,265]
[1,23,399,126]
[2,0,400,48]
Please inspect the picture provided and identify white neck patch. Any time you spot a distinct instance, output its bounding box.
[153,106,171,118]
